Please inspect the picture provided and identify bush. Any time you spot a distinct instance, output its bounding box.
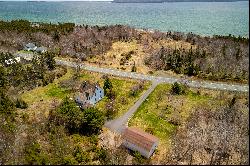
[24,141,49,165]
[49,97,104,136]
[106,89,116,100]
[42,72,55,86]
[171,82,187,95]
[55,67,67,79]
[49,97,84,134]
[105,99,117,120]
[73,145,90,164]
[129,82,144,97]
[131,65,137,72]
[62,155,78,165]
[94,147,107,163]
[15,98,28,109]
[82,107,105,135]
[132,151,147,164]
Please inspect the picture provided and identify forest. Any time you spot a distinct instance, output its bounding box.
[0,19,248,83]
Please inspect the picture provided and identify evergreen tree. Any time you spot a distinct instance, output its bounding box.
[0,66,7,92]
[103,77,113,95]
[82,107,105,135]
[44,52,56,70]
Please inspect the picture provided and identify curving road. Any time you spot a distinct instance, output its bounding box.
[56,59,249,93]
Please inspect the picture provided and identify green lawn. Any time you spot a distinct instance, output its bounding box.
[21,69,74,104]
[128,83,213,147]
[17,50,34,54]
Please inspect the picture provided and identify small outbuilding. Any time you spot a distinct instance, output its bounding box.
[122,127,159,158]
[75,81,104,108]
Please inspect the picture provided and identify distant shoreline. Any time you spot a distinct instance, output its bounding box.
[112,0,248,3]
[0,19,248,39]
[0,0,249,2]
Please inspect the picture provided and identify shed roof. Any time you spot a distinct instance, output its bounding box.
[122,127,159,152]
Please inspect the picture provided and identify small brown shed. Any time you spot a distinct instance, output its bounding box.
[122,127,159,158]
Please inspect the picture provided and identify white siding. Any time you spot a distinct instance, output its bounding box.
[76,86,104,106]
[89,87,104,104]
[122,139,159,158]
[148,142,159,157]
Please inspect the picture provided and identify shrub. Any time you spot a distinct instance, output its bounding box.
[49,97,84,134]
[15,98,28,109]
[62,155,78,165]
[171,82,187,95]
[131,65,137,72]
[55,67,67,79]
[133,151,147,164]
[73,145,90,164]
[94,147,107,163]
[81,107,105,135]
[42,72,55,86]
[24,141,49,165]
[130,82,144,97]
[106,89,116,100]
[105,99,117,120]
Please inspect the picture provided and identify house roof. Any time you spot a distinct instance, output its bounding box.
[25,43,36,48]
[122,127,159,152]
[78,81,100,97]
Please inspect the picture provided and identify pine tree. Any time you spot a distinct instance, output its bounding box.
[103,77,113,95]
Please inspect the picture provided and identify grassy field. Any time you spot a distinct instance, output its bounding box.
[21,68,73,104]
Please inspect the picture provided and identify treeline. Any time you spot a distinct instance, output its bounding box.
[145,31,248,83]
[0,20,139,58]
[0,19,248,82]
[0,51,66,93]
[0,20,75,35]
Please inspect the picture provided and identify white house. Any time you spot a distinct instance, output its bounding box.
[5,57,21,65]
[122,127,159,158]
[24,43,37,51]
[75,81,104,108]
[15,53,34,61]
[36,47,47,53]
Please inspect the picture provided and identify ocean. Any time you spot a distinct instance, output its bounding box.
[0,1,248,37]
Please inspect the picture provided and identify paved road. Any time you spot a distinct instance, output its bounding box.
[104,81,159,134]
[56,59,249,92]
